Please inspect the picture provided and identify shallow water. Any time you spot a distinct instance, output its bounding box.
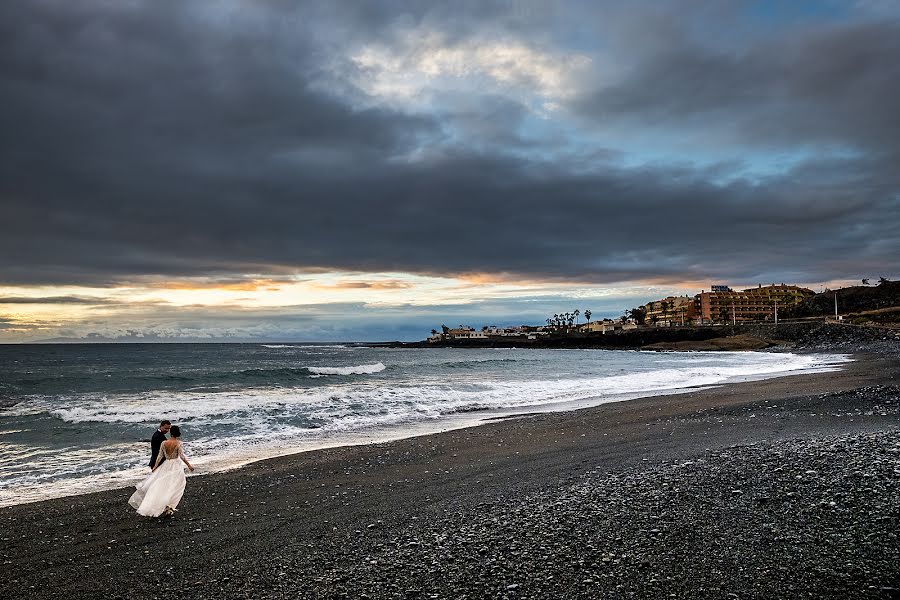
[0,343,849,506]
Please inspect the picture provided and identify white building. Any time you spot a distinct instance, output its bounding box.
[578,320,637,334]
[448,327,487,339]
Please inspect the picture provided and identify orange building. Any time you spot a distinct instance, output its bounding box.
[644,295,698,326]
[696,284,814,324]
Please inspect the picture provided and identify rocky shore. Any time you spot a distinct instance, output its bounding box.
[2,348,899,599]
[388,321,900,352]
[295,430,899,599]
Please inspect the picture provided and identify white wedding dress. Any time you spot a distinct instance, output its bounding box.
[129,442,189,517]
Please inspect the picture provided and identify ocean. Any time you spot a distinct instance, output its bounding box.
[0,343,848,506]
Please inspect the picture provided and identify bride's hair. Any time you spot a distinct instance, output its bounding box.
[170,425,181,438]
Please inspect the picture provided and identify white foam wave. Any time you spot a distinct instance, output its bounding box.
[307,362,386,375]
[24,353,844,429]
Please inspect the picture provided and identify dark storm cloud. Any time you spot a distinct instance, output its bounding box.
[0,1,898,288]
[574,17,900,152]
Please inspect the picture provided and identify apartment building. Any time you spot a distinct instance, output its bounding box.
[696,284,814,324]
[644,295,698,326]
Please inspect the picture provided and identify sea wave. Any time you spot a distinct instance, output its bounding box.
[442,358,522,369]
[261,344,352,349]
[24,353,847,427]
[13,363,386,390]
[307,362,386,375]
[0,350,852,507]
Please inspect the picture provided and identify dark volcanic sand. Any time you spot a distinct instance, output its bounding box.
[2,352,899,600]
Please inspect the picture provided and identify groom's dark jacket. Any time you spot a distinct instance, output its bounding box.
[149,429,167,468]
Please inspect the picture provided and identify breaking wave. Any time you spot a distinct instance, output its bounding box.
[307,362,386,375]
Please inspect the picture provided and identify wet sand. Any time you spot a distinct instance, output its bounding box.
[2,351,898,599]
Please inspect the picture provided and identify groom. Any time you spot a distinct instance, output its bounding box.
[149,420,171,470]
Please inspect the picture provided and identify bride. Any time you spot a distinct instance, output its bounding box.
[129,425,194,517]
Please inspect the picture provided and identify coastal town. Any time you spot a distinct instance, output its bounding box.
[429,283,830,342]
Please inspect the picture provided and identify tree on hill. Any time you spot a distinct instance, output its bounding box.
[661,300,673,324]
[719,306,730,324]
[626,306,647,325]
[862,278,870,286]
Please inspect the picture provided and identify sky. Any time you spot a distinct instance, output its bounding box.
[1,0,898,342]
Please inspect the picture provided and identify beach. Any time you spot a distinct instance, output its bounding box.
[2,349,899,599]
[6,2,900,598]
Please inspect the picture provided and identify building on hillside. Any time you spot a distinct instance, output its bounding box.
[483,325,528,337]
[644,295,697,326]
[579,320,613,333]
[430,325,531,342]
[696,284,814,324]
[578,319,638,334]
[445,326,487,339]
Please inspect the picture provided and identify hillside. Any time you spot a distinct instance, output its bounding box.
[786,279,900,320]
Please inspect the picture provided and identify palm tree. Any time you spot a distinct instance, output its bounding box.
[628,306,647,325]
[583,309,591,323]
[431,329,438,336]
[553,314,559,328]
[573,309,580,325]
[661,300,672,325]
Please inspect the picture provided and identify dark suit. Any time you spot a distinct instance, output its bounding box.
[149,429,167,468]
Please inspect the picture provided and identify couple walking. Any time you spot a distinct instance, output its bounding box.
[128,419,195,517]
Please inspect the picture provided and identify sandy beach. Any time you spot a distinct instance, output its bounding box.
[2,350,898,600]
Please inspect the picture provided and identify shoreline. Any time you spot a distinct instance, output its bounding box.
[0,350,849,509]
[383,321,900,351]
[2,349,898,599]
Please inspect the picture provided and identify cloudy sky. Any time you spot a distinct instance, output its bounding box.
[1,0,898,342]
